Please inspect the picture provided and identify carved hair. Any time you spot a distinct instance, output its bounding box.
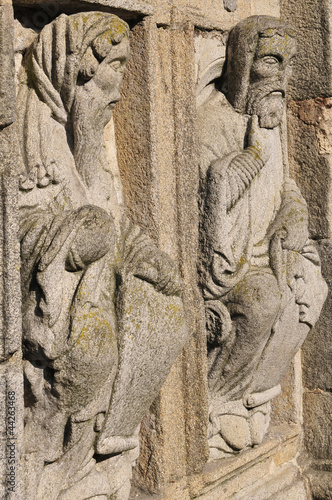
[17,12,129,190]
[222,16,295,113]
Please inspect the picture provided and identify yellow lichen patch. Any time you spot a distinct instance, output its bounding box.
[108,17,128,38]
[93,25,128,59]
[70,17,81,31]
[82,13,103,24]
[74,308,116,354]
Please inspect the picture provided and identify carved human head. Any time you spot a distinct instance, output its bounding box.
[19,12,129,190]
[26,12,129,125]
[222,16,296,128]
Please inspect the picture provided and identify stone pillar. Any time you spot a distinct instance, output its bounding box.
[281,1,332,498]
[0,1,24,499]
[114,15,209,497]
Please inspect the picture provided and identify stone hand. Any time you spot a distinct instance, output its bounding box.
[247,114,272,164]
[65,206,115,272]
[267,203,309,253]
[281,221,309,252]
[132,248,183,296]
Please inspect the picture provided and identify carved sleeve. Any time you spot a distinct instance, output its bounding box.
[223,147,265,211]
[266,178,309,242]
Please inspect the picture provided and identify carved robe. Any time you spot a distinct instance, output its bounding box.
[18,13,187,500]
[198,88,327,452]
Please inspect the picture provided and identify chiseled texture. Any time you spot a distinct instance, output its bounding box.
[198,16,327,459]
[16,12,188,500]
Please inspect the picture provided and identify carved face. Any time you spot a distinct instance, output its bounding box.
[73,37,130,130]
[71,36,129,188]
[246,33,296,128]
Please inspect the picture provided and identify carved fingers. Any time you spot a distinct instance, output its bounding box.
[267,201,309,253]
[133,250,183,296]
[281,224,309,252]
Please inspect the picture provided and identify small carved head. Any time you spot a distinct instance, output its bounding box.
[74,21,130,130]
[26,12,130,125]
[222,16,296,128]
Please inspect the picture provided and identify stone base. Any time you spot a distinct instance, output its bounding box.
[130,424,308,500]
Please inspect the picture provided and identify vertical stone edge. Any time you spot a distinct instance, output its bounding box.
[116,14,209,497]
[170,15,209,476]
[281,0,332,101]
[116,17,190,496]
[114,18,159,241]
[0,1,15,128]
[281,1,332,497]
[0,2,24,499]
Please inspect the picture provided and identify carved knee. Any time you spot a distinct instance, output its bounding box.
[228,272,282,332]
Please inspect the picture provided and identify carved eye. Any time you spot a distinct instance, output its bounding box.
[110,60,122,70]
[80,46,99,80]
[262,56,279,65]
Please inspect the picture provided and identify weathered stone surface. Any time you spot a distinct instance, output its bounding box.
[163,0,279,31]
[15,11,189,499]
[302,240,332,392]
[197,15,327,458]
[187,424,300,498]
[271,354,303,427]
[195,30,226,107]
[0,3,25,499]
[303,391,332,461]
[283,10,332,493]
[0,3,15,126]
[231,463,308,500]
[308,469,332,500]
[116,18,208,493]
[130,425,302,499]
[0,2,329,500]
[281,0,332,100]
[287,99,332,240]
[189,426,301,499]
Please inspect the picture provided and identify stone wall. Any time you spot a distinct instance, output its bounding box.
[281,1,332,498]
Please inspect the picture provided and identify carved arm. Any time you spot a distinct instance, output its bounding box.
[120,218,182,296]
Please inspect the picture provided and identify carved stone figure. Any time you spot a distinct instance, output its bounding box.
[17,12,188,499]
[198,16,328,458]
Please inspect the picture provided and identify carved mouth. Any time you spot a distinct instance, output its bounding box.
[269,90,285,98]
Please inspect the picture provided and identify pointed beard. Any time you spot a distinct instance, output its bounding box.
[246,86,285,129]
[71,93,106,189]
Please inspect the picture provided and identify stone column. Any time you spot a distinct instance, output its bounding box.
[114,14,209,497]
[0,1,24,498]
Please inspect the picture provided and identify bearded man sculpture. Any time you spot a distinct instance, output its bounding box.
[198,16,328,458]
[17,12,188,499]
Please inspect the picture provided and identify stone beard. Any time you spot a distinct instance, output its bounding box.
[246,88,285,129]
[198,16,327,458]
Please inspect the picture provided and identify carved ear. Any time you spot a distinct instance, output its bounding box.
[79,46,99,81]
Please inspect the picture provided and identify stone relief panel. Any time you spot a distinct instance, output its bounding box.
[197,15,328,460]
[15,12,188,499]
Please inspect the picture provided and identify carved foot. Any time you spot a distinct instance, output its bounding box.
[208,393,275,460]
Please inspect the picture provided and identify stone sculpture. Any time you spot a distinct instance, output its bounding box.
[198,16,328,459]
[17,12,188,499]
